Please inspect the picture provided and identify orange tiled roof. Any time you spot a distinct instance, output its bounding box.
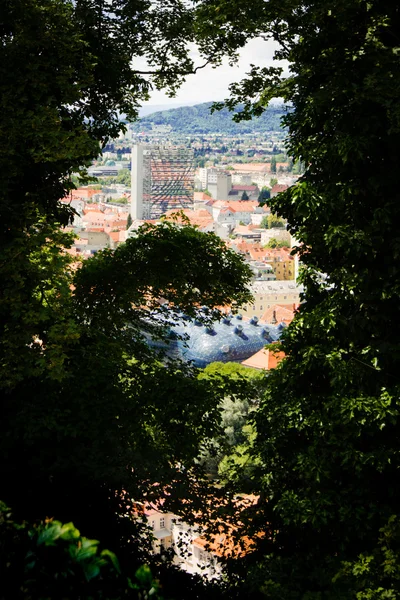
[231,185,258,191]
[271,184,289,194]
[248,246,269,261]
[192,529,259,559]
[231,163,269,173]
[261,304,299,325]
[241,348,285,371]
[108,231,124,242]
[82,205,103,215]
[194,191,212,201]
[234,225,253,235]
[164,209,213,229]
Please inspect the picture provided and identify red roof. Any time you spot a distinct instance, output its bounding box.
[261,304,299,325]
[242,348,286,371]
[231,185,258,191]
[271,184,289,193]
[164,209,213,229]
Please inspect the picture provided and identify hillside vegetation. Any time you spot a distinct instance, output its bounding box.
[133,102,290,134]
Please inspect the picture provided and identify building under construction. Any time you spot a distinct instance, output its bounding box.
[131,144,195,220]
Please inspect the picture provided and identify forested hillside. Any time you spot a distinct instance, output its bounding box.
[133,102,289,134]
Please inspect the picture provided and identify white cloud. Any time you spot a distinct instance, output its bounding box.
[141,38,287,109]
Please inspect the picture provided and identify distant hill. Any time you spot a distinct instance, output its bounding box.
[132,102,290,134]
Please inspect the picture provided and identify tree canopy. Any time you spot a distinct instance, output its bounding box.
[3,0,400,598]
[198,0,400,597]
[0,2,255,591]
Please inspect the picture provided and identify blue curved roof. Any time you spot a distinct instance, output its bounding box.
[148,312,285,368]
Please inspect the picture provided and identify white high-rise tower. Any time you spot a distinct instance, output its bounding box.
[130,144,195,220]
[130,144,144,220]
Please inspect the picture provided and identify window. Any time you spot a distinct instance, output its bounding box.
[160,517,165,529]
[151,520,155,530]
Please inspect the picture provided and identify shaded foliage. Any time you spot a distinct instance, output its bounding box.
[195,0,400,597]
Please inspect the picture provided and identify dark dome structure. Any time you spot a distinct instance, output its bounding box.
[149,312,285,368]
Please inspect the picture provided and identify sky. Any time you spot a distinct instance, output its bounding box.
[140,38,287,113]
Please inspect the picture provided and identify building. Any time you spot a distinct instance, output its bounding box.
[270,183,289,197]
[228,184,260,200]
[264,248,295,280]
[131,144,195,219]
[241,280,303,319]
[261,303,299,325]
[207,170,232,200]
[260,227,292,246]
[241,347,286,370]
[142,494,261,581]
[147,312,285,368]
[210,200,267,225]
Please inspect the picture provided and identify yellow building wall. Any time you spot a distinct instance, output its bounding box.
[273,259,295,281]
[241,289,301,319]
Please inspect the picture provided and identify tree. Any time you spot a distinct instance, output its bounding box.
[0,2,257,583]
[260,214,286,229]
[264,237,289,249]
[1,219,252,552]
[197,0,400,597]
[116,169,131,186]
[198,363,265,485]
[1,0,244,234]
[0,501,226,600]
[258,186,270,204]
[241,191,249,200]
[126,213,133,229]
[270,156,277,173]
[269,177,278,188]
[7,0,400,596]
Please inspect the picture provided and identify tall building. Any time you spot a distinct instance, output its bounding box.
[131,144,195,220]
[207,170,232,200]
[198,167,232,200]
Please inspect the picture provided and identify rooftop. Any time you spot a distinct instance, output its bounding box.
[241,348,285,370]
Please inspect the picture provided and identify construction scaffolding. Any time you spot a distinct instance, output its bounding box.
[141,146,195,219]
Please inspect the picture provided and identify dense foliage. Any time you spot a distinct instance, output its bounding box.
[196,0,400,597]
[3,0,400,598]
[1,219,252,558]
[0,1,254,595]
[0,0,243,232]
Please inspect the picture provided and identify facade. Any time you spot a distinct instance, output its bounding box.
[143,505,221,579]
[264,249,295,280]
[241,281,303,319]
[131,144,195,219]
[207,170,232,200]
[143,495,260,581]
[197,167,232,200]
